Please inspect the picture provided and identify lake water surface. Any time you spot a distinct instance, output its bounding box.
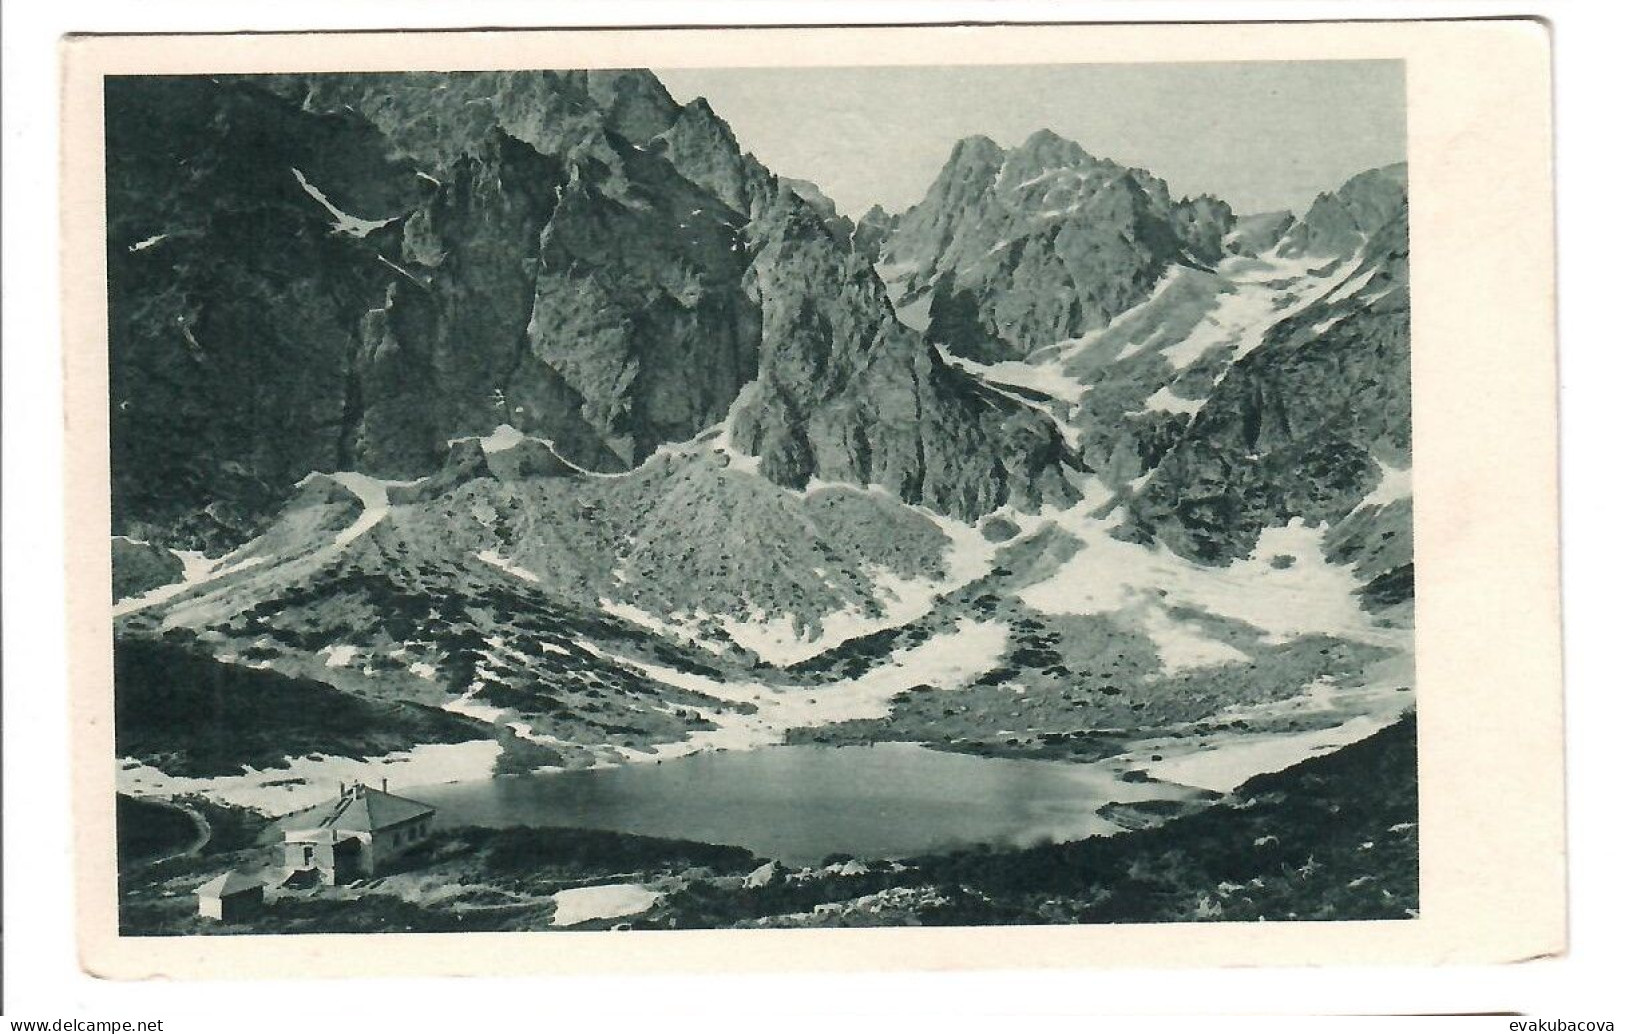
[409,742,1181,864]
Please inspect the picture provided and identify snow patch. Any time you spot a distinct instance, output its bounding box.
[1143,385,1203,417]
[327,471,391,548]
[1360,461,1412,509]
[1128,658,1414,792]
[612,618,1011,760]
[893,293,933,333]
[479,423,526,454]
[712,418,763,476]
[1018,492,1400,649]
[375,254,422,284]
[1138,607,1252,674]
[476,550,541,584]
[116,740,503,817]
[290,167,394,237]
[1321,264,1380,306]
[1166,254,1342,370]
[442,685,507,725]
[1142,711,1393,794]
[550,884,660,927]
[598,599,728,656]
[945,353,1085,405]
[111,547,221,617]
[211,555,265,579]
[705,507,997,667]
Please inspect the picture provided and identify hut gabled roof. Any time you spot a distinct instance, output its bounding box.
[282,783,436,838]
[195,870,263,898]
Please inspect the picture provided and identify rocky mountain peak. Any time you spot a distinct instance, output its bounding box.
[653,96,774,219]
[999,128,1092,183]
[947,133,1006,169]
[662,95,734,153]
[1336,163,1408,233]
[582,69,682,143]
[852,204,897,264]
[782,178,840,219]
[1278,162,1408,258]
[882,128,1235,362]
[782,178,856,244]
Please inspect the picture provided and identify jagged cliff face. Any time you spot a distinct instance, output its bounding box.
[1124,186,1411,567]
[652,96,775,218]
[106,78,418,548]
[107,71,1077,548]
[869,153,1412,589]
[108,72,735,545]
[852,204,897,265]
[108,71,1409,571]
[730,189,1080,519]
[881,130,1234,363]
[282,72,759,486]
[108,72,1408,589]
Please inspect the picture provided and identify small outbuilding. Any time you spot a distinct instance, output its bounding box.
[195,869,265,922]
[280,781,436,885]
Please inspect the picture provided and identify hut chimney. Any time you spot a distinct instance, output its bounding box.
[382,778,388,793]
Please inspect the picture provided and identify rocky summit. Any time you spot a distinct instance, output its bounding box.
[881,130,1234,363]
[108,71,1414,935]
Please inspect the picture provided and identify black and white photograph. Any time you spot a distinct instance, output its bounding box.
[46,22,1569,986]
[100,57,1421,937]
[8,0,1624,1023]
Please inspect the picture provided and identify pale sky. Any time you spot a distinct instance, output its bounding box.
[656,62,1405,218]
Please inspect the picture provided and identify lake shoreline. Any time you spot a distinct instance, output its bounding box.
[116,714,1418,935]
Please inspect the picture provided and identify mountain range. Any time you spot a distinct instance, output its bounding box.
[105,69,1412,789]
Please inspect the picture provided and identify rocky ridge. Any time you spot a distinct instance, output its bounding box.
[107,71,1076,548]
[729,186,1083,520]
[1121,172,1411,569]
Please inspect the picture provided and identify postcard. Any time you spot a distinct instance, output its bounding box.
[61,20,1562,977]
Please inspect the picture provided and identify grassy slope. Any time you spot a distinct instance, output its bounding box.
[115,795,201,866]
[114,637,491,777]
[119,824,759,936]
